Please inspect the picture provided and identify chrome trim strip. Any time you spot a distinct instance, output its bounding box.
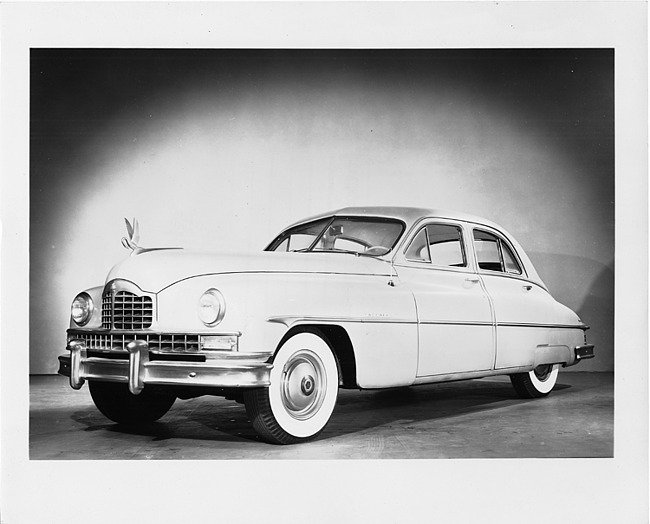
[158,270,394,293]
[267,316,586,331]
[158,270,391,293]
[419,320,493,327]
[497,322,589,330]
[268,315,417,326]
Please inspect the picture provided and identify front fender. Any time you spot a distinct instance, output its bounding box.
[157,272,419,385]
[156,274,286,354]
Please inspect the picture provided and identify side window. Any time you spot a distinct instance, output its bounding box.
[405,228,431,262]
[275,237,290,252]
[271,218,330,252]
[427,224,466,266]
[405,223,466,267]
[473,229,522,275]
[473,230,502,271]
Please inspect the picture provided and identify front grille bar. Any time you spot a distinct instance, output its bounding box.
[69,332,200,353]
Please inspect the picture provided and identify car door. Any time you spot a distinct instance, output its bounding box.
[471,228,557,369]
[394,221,494,377]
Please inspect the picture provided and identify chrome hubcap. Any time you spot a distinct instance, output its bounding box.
[281,350,326,420]
[301,375,315,395]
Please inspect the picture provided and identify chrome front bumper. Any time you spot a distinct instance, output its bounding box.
[58,339,272,395]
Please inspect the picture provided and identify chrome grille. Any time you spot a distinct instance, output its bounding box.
[102,288,153,330]
[69,331,200,353]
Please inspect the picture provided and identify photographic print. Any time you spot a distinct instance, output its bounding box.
[29,47,614,458]
[2,3,647,524]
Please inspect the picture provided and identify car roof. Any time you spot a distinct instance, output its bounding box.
[287,206,504,231]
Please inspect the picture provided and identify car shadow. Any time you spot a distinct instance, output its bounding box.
[69,378,573,445]
[317,379,572,441]
[70,403,260,443]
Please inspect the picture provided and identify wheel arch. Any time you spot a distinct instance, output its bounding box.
[274,324,358,389]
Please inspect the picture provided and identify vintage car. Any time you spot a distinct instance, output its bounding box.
[59,207,594,444]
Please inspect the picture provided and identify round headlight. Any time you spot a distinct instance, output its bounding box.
[198,289,226,326]
[71,292,94,326]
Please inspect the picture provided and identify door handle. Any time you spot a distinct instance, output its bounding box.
[522,285,533,292]
[465,277,480,284]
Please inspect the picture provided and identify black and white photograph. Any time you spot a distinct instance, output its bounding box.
[29,46,614,456]
[2,2,647,524]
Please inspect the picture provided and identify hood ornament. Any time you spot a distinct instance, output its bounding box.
[121,218,143,255]
[121,218,182,256]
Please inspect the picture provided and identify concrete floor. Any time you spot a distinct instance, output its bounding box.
[30,372,613,459]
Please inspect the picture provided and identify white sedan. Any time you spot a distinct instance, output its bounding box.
[59,207,594,444]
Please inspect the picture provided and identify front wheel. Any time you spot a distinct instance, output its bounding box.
[510,364,560,398]
[244,332,339,444]
[89,380,176,425]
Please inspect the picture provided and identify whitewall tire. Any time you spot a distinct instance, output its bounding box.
[244,332,339,444]
[510,364,560,398]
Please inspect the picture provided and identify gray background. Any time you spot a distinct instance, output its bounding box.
[30,48,614,374]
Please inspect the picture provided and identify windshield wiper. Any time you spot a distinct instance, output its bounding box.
[291,248,388,257]
[314,249,364,257]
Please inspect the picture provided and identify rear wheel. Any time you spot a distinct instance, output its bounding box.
[510,364,560,398]
[89,380,176,425]
[244,332,339,444]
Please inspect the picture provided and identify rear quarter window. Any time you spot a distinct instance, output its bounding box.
[473,229,522,275]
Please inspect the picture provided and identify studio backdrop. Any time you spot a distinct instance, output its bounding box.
[30,49,614,374]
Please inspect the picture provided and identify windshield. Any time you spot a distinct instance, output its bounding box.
[266,217,405,256]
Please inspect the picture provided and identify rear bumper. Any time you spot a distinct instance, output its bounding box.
[574,344,595,362]
[58,339,272,395]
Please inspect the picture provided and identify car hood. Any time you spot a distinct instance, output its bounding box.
[105,249,393,293]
